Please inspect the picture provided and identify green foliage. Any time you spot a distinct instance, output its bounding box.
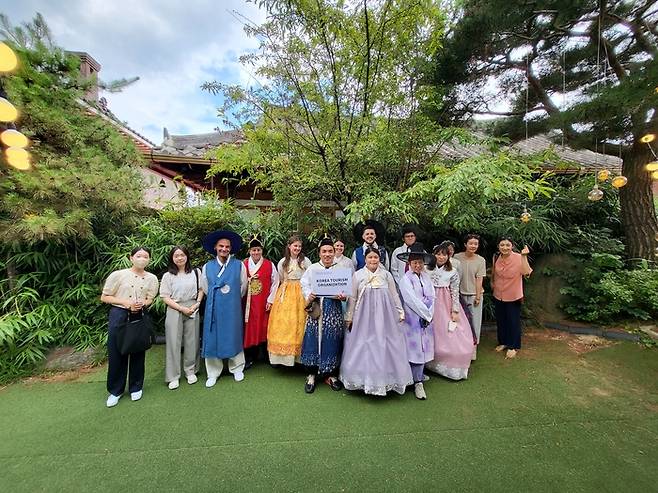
[0,29,146,382]
[556,248,658,323]
[0,43,145,246]
[427,0,658,259]
[0,241,111,383]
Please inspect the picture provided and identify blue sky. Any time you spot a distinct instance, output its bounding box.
[1,0,265,144]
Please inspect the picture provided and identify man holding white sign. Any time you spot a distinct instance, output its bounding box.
[300,235,348,394]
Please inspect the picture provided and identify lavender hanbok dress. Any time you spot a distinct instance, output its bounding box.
[340,267,413,396]
[425,265,475,380]
[399,270,435,381]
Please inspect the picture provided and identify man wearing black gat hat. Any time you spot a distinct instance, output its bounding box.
[200,229,248,387]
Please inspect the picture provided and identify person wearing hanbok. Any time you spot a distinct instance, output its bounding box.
[390,224,419,285]
[340,247,413,396]
[267,235,312,366]
[243,236,279,369]
[438,240,462,275]
[351,219,390,271]
[200,230,248,388]
[333,238,354,271]
[300,236,347,393]
[425,244,475,381]
[397,243,435,400]
[333,237,354,313]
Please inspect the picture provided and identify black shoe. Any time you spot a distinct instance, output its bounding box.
[244,360,254,371]
[305,378,316,394]
[325,377,343,391]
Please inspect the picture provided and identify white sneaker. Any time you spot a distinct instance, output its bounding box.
[130,390,143,401]
[422,374,430,382]
[205,377,217,388]
[414,383,427,400]
[186,374,198,385]
[106,394,121,408]
[168,380,179,390]
[233,371,244,382]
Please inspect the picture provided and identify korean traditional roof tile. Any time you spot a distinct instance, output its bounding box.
[436,132,622,172]
[154,128,245,157]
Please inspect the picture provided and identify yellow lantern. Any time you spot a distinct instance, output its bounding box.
[5,147,31,170]
[0,97,18,122]
[597,169,610,181]
[652,170,658,180]
[640,134,656,144]
[520,211,531,223]
[611,175,628,188]
[0,42,18,72]
[646,161,658,172]
[587,185,604,201]
[0,129,28,148]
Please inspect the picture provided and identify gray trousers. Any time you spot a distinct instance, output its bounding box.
[460,294,483,343]
[165,302,200,383]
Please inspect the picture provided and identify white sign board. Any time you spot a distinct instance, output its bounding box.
[311,268,353,297]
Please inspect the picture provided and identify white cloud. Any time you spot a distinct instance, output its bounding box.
[1,0,266,142]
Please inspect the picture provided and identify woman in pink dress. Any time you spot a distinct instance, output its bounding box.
[425,244,475,380]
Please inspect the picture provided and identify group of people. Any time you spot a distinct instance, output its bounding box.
[100,220,532,407]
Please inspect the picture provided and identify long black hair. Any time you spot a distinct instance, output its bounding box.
[167,245,192,275]
[428,244,453,271]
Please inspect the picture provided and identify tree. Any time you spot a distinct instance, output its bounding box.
[427,0,658,259]
[203,0,552,230]
[0,28,145,245]
[0,17,148,381]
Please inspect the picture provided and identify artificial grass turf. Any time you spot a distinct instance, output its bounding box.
[1,330,656,492]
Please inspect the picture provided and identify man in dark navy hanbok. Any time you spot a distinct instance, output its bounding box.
[200,230,247,387]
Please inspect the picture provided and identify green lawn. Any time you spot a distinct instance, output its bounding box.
[1,329,657,492]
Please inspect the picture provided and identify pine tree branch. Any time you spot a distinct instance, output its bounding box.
[605,11,658,57]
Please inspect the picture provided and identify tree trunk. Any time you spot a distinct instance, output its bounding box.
[619,144,658,260]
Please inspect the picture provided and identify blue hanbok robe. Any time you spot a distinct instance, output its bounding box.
[299,262,346,374]
[202,257,243,359]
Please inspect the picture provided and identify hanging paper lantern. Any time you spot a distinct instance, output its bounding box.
[0,97,18,122]
[5,147,31,170]
[640,134,656,144]
[587,185,604,201]
[611,176,628,188]
[646,161,658,172]
[597,169,610,181]
[0,42,18,72]
[0,129,28,148]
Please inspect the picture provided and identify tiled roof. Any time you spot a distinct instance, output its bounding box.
[436,132,622,171]
[155,129,245,157]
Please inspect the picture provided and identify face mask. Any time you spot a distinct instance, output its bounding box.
[133,258,149,269]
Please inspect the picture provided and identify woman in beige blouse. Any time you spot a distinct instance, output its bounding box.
[100,247,158,408]
[160,246,204,390]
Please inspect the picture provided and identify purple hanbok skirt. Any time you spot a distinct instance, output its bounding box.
[425,286,475,380]
[340,288,413,396]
